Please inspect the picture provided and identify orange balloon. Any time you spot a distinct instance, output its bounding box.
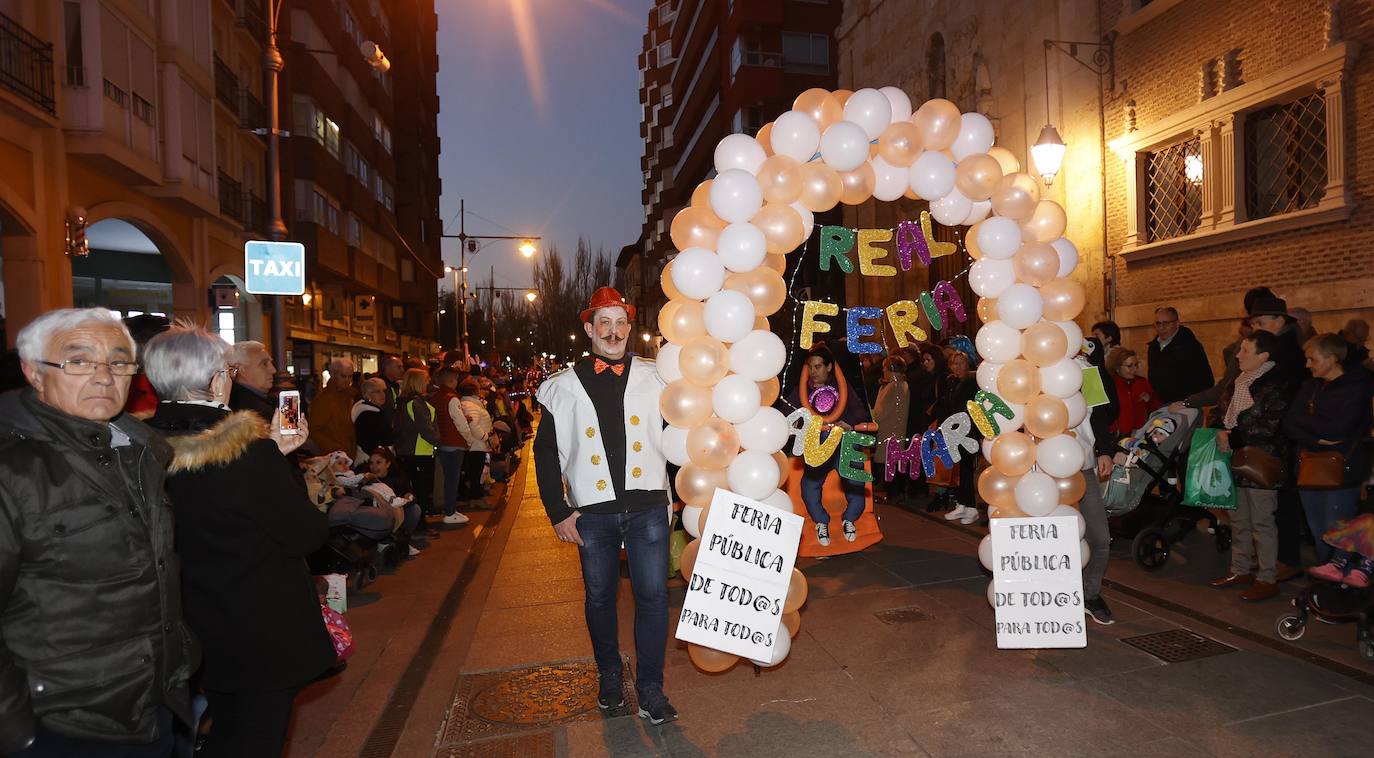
[680,335,731,386]
[954,153,1003,201]
[675,463,728,507]
[754,316,769,330]
[781,610,802,638]
[877,120,923,167]
[977,467,1021,509]
[1041,277,1087,321]
[1021,199,1067,243]
[838,163,876,206]
[752,203,805,254]
[976,297,997,323]
[661,262,686,301]
[762,253,787,274]
[756,122,774,156]
[911,98,961,150]
[792,88,843,130]
[987,146,1021,175]
[756,154,803,205]
[669,206,725,251]
[679,537,700,580]
[688,643,739,673]
[758,376,781,406]
[688,417,740,470]
[832,88,854,106]
[1022,321,1070,368]
[772,451,790,487]
[991,431,1036,477]
[965,221,985,260]
[783,568,808,613]
[660,380,713,428]
[988,499,1028,519]
[724,268,788,317]
[996,359,1042,404]
[797,162,842,212]
[690,180,713,209]
[1056,472,1087,504]
[1024,394,1070,438]
[659,300,707,343]
[1013,242,1060,287]
[991,172,1041,221]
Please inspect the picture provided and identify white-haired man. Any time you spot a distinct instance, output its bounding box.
[0,308,196,754]
[533,287,676,724]
[225,340,276,422]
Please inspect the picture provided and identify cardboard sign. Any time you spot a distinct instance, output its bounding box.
[675,489,804,662]
[990,515,1086,649]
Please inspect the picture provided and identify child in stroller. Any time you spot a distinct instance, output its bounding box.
[304,451,406,591]
[1275,514,1374,660]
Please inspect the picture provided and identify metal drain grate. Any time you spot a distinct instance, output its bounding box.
[1121,629,1236,663]
[873,605,933,625]
[435,732,556,757]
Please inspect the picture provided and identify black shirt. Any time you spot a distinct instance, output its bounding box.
[535,353,667,525]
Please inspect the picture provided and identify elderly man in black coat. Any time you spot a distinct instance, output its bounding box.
[1147,306,1215,404]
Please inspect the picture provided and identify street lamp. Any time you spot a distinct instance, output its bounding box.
[519,240,537,258]
[1031,124,1067,185]
[1032,39,1114,186]
[440,199,541,358]
[525,290,538,302]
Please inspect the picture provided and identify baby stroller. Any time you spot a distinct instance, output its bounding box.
[303,454,403,592]
[1101,407,1232,570]
[1275,582,1374,661]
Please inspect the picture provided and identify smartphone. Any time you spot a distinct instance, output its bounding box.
[278,390,301,436]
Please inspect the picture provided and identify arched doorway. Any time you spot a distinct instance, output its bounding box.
[209,273,263,345]
[73,218,174,318]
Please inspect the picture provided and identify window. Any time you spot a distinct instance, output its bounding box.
[217,311,236,345]
[373,114,391,153]
[1245,92,1327,221]
[732,106,764,136]
[400,258,414,282]
[781,33,827,74]
[1144,137,1203,242]
[347,213,362,246]
[324,117,340,157]
[64,2,85,86]
[927,33,946,100]
[311,189,341,235]
[662,89,673,108]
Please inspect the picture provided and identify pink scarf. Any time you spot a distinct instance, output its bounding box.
[1223,361,1275,429]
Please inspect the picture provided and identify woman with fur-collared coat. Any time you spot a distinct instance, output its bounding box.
[143,325,334,758]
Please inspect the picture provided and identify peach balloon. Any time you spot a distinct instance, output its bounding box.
[912,98,961,150]
[1024,394,1070,439]
[991,431,1036,477]
[660,262,686,301]
[976,297,997,323]
[688,642,738,673]
[781,610,802,638]
[690,180,713,209]
[1056,472,1087,504]
[659,300,707,343]
[987,145,1021,175]
[877,120,923,167]
[675,463,728,507]
[669,206,725,251]
[798,162,843,212]
[1041,277,1087,321]
[792,88,843,130]
[679,537,700,580]
[954,153,1003,201]
[680,335,731,386]
[996,359,1042,404]
[1013,242,1060,287]
[757,154,804,205]
[752,203,806,254]
[756,122,774,156]
[990,172,1041,221]
[758,377,781,406]
[783,568,808,613]
[694,500,713,535]
[838,162,876,206]
[988,499,1029,519]
[687,417,741,470]
[965,221,984,260]
[1021,199,1068,243]
[772,451,790,486]
[833,88,854,106]
[1022,321,1070,368]
[724,268,788,317]
[762,253,787,274]
[977,467,1021,509]
[754,316,770,330]
[660,380,713,428]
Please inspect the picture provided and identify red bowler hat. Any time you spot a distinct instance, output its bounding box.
[580,287,637,323]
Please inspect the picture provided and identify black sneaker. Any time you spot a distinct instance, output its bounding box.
[815,523,830,547]
[637,697,679,725]
[842,520,858,542]
[597,680,625,710]
[1084,596,1115,625]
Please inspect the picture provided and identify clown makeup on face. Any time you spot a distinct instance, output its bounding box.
[585,306,630,360]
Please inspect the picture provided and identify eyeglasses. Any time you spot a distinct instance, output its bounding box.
[37,359,138,376]
[215,367,241,380]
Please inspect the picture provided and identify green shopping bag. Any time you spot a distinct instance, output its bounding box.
[1183,428,1237,509]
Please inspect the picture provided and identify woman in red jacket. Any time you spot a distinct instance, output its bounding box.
[1108,348,1157,436]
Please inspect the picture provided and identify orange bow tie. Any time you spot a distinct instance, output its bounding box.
[594,358,625,376]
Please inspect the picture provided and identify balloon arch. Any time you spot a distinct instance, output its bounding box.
[658,86,1091,673]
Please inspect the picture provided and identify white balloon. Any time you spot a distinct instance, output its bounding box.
[1002,401,1027,434]
[950,112,995,160]
[879,85,913,122]
[703,289,757,343]
[790,201,815,239]
[656,343,684,383]
[1050,503,1088,539]
[1014,470,1059,516]
[714,133,767,176]
[1040,358,1084,399]
[770,110,822,163]
[716,222,768,273]
[728,329,786,381]
[671,247,726,300]
[728,449,780,500]
[986,579,998,608]
[995,284,1045,330]
[843,88,893,140]
[871,156,908,202]
[968,258,1016,298]
[929,188,972,226]
[1080,539,1091,565]
[761,488,794,513]
[736,406,790,453]
[662,424,691,467]
[962,199,992,225]
[712,373,763,424]
[981,438,995,461]
[978,534,995,571]
[1055,320,1084,361]
[748,622,791,667]
[709,168,764,224]
[1064,392,1087,428]
[975,216,1023,260]
[908,150,956,200]
[1036,434,1086,478]
[1051,237,1079,278]
[682,505,704,539]
[976,360,1003,394]
[818,120,870,172]
[974,320,1023,364]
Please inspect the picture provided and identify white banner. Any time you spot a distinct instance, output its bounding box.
[990,515,1086,649]
[675,489,804,662]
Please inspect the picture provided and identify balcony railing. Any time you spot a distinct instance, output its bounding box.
[238,88,264,130]
[218,171,244,222]
[213,55,238,110]
[0,11,55,114]
[238,0,268,45]
[244,192,268,234]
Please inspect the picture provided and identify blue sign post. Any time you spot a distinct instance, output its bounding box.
[244,240,306,295]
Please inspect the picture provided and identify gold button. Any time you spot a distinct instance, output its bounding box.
[629,415,640,426]
[585,427,596,438]
[596,479,608,491]
[632,441,643,452]
[591,455,602,465]
[632,467,642,478]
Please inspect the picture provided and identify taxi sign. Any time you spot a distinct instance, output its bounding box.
[244,240,306,295]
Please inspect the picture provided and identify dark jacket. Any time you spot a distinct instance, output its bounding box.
[0,390,196,751]
[1270,323,1310,389]
[394,394,439,457]
[352,400,394,458]
[1147,325,1215,404]
[1209,367,1293,489]
[1086,364,1122,459]
[228,381,274,423]
[1282,368,1373,489]
[147,404,334,693]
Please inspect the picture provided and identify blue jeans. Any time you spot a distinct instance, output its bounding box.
[801,455,866,525]
[402,503,421,535]
[435,447,465,515]
[1299,487,1360,564]
[575,506,669,700]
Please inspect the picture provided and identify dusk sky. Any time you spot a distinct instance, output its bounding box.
[434,0,652,294]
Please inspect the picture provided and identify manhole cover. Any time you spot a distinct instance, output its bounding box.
[436,732,555,758]
[1121,629,1236,663]
[874,605,933,625]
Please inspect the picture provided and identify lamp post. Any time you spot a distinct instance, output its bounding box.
[440,198,539,359]
[1031,38,1114,186]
